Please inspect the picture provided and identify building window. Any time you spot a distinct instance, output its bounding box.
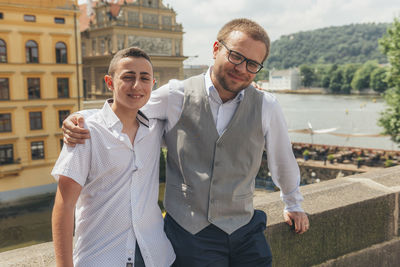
[54,17,65,24]
[107,37,112,54]
[100,39,105,55]
[0,78,9,100]
[55,42,67,63]
[29,111,42,130]
[97,11,104,27]
[0,39,6,63]
[31,141,44,160]
[57,78,69,98]
[24,15,36,22]
[83,79,87,99]
[58,110,70,128]
[28,78,40,99]
[92,39,96,55]
[82,42,86,57]
[0,113,11,132]
[26,40,39,63]
[0,144,13,164]
[117,35,125,50]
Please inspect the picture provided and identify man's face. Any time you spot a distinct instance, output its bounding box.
[105,56,154,111]
[212,31,266,98]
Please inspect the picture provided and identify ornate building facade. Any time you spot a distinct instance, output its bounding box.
[0,0,82,198]
[80,0,186,99]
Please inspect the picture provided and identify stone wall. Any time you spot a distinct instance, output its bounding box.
[255,166,400,266]
[1,166,400,266]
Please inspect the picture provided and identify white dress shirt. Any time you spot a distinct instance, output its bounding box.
[52,100,175,267]
[143,67,304,212]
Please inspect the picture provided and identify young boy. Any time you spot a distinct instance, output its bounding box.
[51,47,175,267]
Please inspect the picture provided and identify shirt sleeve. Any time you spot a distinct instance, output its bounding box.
[263,95,304,212]
[142,80,185,132]
[141,84,170,120]
[51,128,92,187]
[77,109,99,118]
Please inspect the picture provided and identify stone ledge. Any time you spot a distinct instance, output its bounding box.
[314,237,400,267]
[0,242,55,267]
[1,166,400,266]
[254,165,400,267]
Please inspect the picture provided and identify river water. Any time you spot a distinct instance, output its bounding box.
[275,93,399,151]
[1,93,398,253]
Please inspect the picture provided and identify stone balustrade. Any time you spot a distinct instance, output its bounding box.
[1,166,400,266]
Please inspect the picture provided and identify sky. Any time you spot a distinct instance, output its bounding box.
[80,0,400,65]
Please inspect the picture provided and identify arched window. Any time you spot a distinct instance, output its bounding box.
[0,39,6,63]
[26,40,39,63]
[55,42,67,63]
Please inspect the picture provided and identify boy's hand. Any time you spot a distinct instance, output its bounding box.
[62,114,90,147]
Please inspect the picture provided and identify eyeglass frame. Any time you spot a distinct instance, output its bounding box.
[218,40,264,74]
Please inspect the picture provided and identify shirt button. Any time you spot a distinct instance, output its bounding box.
[210,199,215,204]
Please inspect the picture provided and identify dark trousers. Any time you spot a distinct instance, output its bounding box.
[164,210,272,267]
[134,242,146,267]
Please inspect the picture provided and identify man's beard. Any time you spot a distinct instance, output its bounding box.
[216,70,251,94]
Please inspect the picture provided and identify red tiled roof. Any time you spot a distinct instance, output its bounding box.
[79,0,137,32]
[109,3,121,18]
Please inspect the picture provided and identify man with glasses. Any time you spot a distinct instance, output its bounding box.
[63,18,309,266]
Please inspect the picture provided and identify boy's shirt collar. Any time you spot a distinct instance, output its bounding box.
[100,99,149,131]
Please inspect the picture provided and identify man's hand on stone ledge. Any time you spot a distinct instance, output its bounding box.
[62,114,90,147]
[284,211,309,234]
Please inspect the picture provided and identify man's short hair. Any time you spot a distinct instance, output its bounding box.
[217,18,270,62]
[108,47,152,77]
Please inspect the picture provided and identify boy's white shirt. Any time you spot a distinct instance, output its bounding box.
[52,100,175,267]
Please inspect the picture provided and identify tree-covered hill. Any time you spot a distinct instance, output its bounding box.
[266,23,390,69]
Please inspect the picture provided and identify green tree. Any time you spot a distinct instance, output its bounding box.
[370,67,388,93]
[329,68,343,93]
[299,64,315,87]
[255,68,269,82]
[351,60,379,90]
[378,17,400,143]
[266,23,389,69]
[321,64,337,88]
[341,64,360,94]
[313,64,330,87]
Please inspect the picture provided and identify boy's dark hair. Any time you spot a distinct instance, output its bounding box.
[108,47,152,77]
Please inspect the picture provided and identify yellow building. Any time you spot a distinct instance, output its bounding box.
[80,0,186,99]
[0,0,82,202]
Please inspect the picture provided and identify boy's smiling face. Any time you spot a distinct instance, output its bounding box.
[105,56,154,112]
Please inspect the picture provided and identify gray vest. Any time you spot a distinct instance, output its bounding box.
[164,74,265,234]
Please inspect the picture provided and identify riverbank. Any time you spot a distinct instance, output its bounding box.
[263,87,382,96]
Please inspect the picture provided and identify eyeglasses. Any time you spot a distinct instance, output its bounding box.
[219,41,264,74]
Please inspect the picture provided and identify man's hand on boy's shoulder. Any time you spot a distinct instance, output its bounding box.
[63,114,90,147]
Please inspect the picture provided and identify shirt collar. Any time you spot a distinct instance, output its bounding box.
[100,99,149,130]
[205,66,245,102]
